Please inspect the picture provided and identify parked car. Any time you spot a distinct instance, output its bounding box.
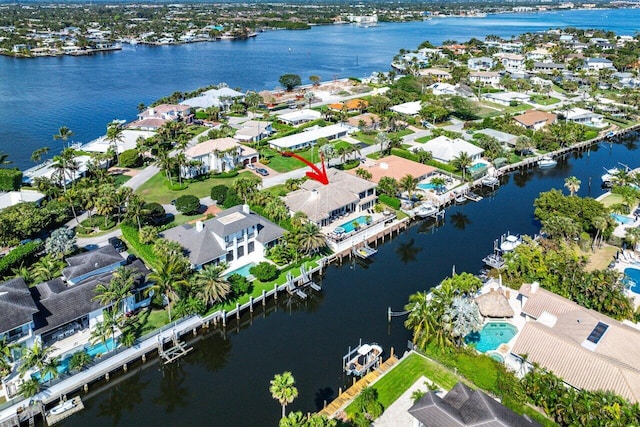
[256,168,269,176]
[246,163,256,170]
[108,237,127,253]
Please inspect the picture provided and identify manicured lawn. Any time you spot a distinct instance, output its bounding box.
[415,135,432,143]
[136,171,254,204]
[122,308,170,339]
[582,243,618,271]
[393,128,414,138]
[345,352,459,416]
[599,193,623,207]
[113,174,132,187]
[263,147,323,172]
[265,184,289,197]
[352,131,377,145]
[530,95,560,105]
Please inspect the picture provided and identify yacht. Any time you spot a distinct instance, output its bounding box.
[481,175,500,187]
[415,203,438,218]
[537,155,557,169]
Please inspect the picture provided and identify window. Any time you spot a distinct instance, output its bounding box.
[237,246,244,258]
[586,322,609,344]
[248,242,255,253]
[226,251,234,262]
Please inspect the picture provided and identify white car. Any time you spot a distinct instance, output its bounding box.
[246,163,256,170]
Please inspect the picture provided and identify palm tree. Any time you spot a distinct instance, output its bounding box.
[154,145,174,184]
[93,266,139,314]
[51,148,79,193]
[193,264,230,306]
[375,132,390,157]
[19,341,55,376]
[147,256,189,322]
[298,223,327,255]
[30,255,64,283]
[270,371,298,419]
[290,211,308,230]
[452,152,473,181]
[18,378,41,398]
[430,177,447,194]
[399,174,417,200]
[233,176,261,203]
[564,176,581,196]
[106,122,125,164]
[625,227,640,252]
[592,215,608,250]
[30,147,49,163]
[0,336,17,380]
[41,357,60,386]
[68,350,92,372]
[53,126,74,149]
[125,193,148,230]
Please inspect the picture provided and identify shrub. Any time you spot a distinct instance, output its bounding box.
[228,274,253,299]
[214,170,239,179]
[223,189,242,209]
[118,149,140,168]
[249,262,278,282]
[379,194,401,210]
[98,217,117,230]
[139,225,157,244]
[143,202,165,224]
[0,169,22,191]
[210,185,229,204]
[121,224,158,269]
[0,240,43,277]
[45,227,76,258]
[175,195,200,215]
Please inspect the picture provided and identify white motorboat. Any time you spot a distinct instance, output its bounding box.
[343,342,383,376]
[538,156,557,169]
[481,176,499,187]
[49,399,76,416]
[499,234,522,252]
[415,203,438,218]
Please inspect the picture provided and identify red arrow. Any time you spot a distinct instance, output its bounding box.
[280,151,329,185]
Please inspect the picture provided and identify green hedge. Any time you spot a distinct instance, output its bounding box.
[0,169,22,191]
[0,239,43,277]
[120,224,158,269]
[379,194,401,210]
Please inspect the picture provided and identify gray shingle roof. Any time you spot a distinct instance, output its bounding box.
[62,245,125,282]
[32,261,149,335]
[409,382,540,427]
[0,278,39,333]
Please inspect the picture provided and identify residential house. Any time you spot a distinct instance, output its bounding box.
[469,71,501,87]
[499,54,525,72]
[476,129,519,148]
[63,245,127,286]
[563,107,607,128]
[526,48,552,62]
[0,278,39,361]
[130,104,192,130]
[278,109,322,126]
[612,72,640,89]
[82,129,155,155]
[533,62,566,74]
[181,87,245,110]
[347,155,436,184]
[429,83,459,96]
[327,99,368,113]
[442,44,467,55]
[346,113,380,130]
[0,190,46,212]
[283,169,376,227]
[182,137,258,178]
[418,68,452,81]
[511,283,640,403]
[513,110,557,131]
[584,57,616,72]
[416,135,484,164]
[234,120,272,143]
[467,56,495,71]
[390,101,422,117]
[268,124,352,151]
[161,204,284,269]
[409,382,540,427]
[482,92,531,106]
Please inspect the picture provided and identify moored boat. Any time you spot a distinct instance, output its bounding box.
[415,203,438,218]
[538,155,557,169]
[481,175,500,187]
[343,342,383,376]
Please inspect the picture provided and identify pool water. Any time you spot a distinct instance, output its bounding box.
[338,215,370,233]
[465,322,518,353]
[468,162,488,172]
[488,352,505,363]
[33,338,116,383]
[417,182,445,192]
[611,213,633,225]
[624,267,640,293]
[224,262,256,279]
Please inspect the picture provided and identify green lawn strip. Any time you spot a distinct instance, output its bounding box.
[136,170,253,204]
[265,183,289,197]
[599,193,623,207]
[414,135,432,143]
[551,84,566,94]
[530,95,560,105]
[122,308,170,339]
[345,352,459,416]
[352,132,377,145]
[113,175,132,187]
[262,147,324,172]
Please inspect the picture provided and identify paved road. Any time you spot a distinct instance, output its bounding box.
[124,165,160,191]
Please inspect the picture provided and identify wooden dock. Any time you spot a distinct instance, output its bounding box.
[45,397,84,426]
[318,355,398,418]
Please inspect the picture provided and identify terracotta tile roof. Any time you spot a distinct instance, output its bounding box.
[346,155,435,183]
[513,110,557,127]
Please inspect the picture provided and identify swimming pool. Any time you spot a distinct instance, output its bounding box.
[338,215,370,233]
[34,338,116,383]
[417,182,445,192]
[611,213,633,225]
[224,262,256,279]
[624,267,640,294]
[464,322,518,353]
[487,352,505,363]
[468,162,488,172]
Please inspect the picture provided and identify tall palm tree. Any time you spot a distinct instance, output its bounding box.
[30,255,64,283]
[154,146,174,184]
[297,223,327,256]
[41,357,60,386]
[0,151,12,167]
[93,266,139,314]
[53,126,74,149]
[193,264,230,306]
[270,371,298,419]
[399,174,417,200]
[51,148,79,193]
[18,378,41,398]
[233,176,261,204]
[147,256,189,322]
[452,152,473,181]
[290,211,308,230]
[19,341,55,376]
[125,193,148,230]
[0,336,17,380]
[564,176,581,196]
[106,122,125,164]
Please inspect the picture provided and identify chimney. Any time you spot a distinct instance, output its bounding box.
[196,220,204,232]
[149,107,155,116]
[242,204,250,214]
[310,189,318,199]
[530,281,539,293]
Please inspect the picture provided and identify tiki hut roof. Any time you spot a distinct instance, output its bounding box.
[475,290,514,318]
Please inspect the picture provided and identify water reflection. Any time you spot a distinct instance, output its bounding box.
[450,211,472,230]
[192,333,232,373]
[395,238,423,263]
[152,364,190,413]
[97,375,150,426]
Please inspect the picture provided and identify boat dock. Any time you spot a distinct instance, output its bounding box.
[353,244,377,259]
[45,397,84,426]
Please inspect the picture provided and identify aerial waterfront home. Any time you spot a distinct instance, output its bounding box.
[0,190,45,212]
[327,99,368,113]
[468,71,501,87]
[181,137,258,178]
[233,120,272,143]
[562,107,607,128]
[511,282,640,403]
[415,135,484,164]
[268,123,353,151]
[347,155,436,184]
[132,104,193,131]
[278,109,322,127]
[513,110,557,131]
[408,382,540,427]
[467,56,495,71]
[82,129,155,155]
[583,57,616,72]
[475,129,519,148]
[526,47,552,62]
[418,68,452,81]
[346,113,380,130]
[0,278,39,363]
[481,91,530,106]
[498,53,525,72]
[161,204,284,269]
[533,62,566,74]
[283,169,377,227]
[180,87,245,109]
[390,101,422,117]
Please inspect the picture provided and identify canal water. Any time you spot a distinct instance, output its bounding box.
[58,136,639,426]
